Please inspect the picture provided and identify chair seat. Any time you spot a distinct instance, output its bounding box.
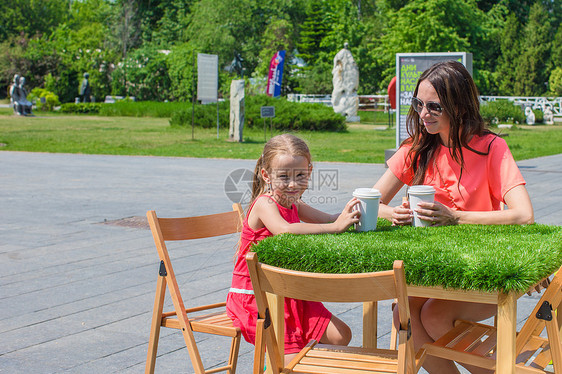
[289,342,403,373]
[423,320,553,373]
[162,310,240,337]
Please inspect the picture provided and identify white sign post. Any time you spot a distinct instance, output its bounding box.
[197,53,219,138]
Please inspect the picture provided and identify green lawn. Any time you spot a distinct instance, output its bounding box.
[0,108,561,163]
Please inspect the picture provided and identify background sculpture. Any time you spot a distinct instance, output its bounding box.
[525,106,535,125]
[331,43,360,122]
[9,74,33,116]
[80,73,92,103]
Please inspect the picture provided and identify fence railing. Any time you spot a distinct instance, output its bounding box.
[287,94,562,116]
[480,96,562,115]
[287,94,391,112]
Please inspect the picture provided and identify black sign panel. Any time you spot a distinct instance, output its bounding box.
[260,106,275,118]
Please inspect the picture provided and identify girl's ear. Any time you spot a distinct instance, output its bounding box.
[260,168,270,184]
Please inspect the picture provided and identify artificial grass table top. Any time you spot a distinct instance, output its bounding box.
[252,221,562,294]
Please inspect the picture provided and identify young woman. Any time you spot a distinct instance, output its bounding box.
[373,61,533,373]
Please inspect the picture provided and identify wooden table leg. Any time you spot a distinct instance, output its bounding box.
[496,292,517,374]
[362,301,377,348]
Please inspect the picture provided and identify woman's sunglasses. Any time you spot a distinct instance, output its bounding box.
[411,97,443,117]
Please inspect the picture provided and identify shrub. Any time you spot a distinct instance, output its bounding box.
[59,103,103,114]
[98,100,187,117]
[169,101,230,128]
[170,95,347,132]
[480,99,525,125]
[29,88,60,111]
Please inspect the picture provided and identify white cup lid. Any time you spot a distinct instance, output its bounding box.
[353,188,382,198]
[408,185,435,195]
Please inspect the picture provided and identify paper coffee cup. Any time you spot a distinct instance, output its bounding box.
[408,185,436,227]
[352,188,381,231]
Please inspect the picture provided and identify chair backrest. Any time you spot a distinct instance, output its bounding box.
[147,203,244,305]
[246,252,414,373]
[149,203,244,242]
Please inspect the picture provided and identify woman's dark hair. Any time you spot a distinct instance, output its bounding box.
[405,60,494,185]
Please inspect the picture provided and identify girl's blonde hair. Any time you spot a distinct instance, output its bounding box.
[250,134,312,204]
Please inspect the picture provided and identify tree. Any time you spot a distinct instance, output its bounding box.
[550,27,562,70]
[495,13,520,95]
[549,67,562,96]
[375,0,489,89]
[297,0,330,65]
[0,0,70,41]
[513,2,551,95]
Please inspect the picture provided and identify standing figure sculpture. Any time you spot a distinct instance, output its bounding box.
[10,74,33,116]
[331,43,360,122]
[9,75,21,115]
[80,73,92,103]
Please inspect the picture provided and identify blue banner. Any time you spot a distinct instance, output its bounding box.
[266,50,286,97]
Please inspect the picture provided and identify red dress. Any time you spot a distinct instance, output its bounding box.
[226,195,332,354]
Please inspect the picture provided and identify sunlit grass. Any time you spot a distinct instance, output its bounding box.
[0,110,561,163]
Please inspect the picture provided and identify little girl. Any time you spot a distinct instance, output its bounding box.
[226,134,361,363]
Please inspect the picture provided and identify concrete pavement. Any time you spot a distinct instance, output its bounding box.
[1,151,561,373]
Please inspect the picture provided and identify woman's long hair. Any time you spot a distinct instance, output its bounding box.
[405,60,495,185]
[250,134,312,204]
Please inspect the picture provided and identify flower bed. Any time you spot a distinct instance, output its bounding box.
[252,221,562,293]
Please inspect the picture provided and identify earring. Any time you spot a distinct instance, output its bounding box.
[266,182,272,193]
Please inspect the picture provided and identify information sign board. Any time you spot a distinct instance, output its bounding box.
[395,52,472,148]
[197,53,218,103]
[260,106,275,118]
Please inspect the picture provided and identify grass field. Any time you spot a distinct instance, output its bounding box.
[1,107,561,163]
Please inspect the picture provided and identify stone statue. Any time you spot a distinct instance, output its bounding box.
[9,75,21,115]
[525,107,535,125]
[80,73,92,103]
[10,74,33,116]
[544,107,554,125]
[229,79,245,142]
[331,43,360,122]
[226,52,245,78]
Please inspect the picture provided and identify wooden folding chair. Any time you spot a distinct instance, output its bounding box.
[246,252,418,374]
[418,266,562,373]
[145,204,244,374]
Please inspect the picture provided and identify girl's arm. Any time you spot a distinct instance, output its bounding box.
[416,184,534,225]
[296,199,356,223]
[250,196,360,235]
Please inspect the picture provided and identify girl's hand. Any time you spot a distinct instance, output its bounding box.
[391,199,412,226]
[333,198,361,232]
[415,201,459,226]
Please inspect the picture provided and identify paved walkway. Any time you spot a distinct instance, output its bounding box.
[1,151,561,373]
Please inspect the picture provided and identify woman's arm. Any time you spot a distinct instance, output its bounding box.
[249,196,360,235]
[373,169,411,225]
[416,185,534,225]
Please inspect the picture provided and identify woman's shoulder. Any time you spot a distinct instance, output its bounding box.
[469,132,508,152]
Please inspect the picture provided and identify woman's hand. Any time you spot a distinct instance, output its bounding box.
[391,198,413,226]
[415,201,459,226]
[333,198,361,232]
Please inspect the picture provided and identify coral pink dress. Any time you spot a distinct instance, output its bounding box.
[226,195,332,354]
[388,134,525,211]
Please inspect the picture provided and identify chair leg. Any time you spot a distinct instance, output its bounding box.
[146,275,167,374]
[228,333,241,374]
[254,319,266,374]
